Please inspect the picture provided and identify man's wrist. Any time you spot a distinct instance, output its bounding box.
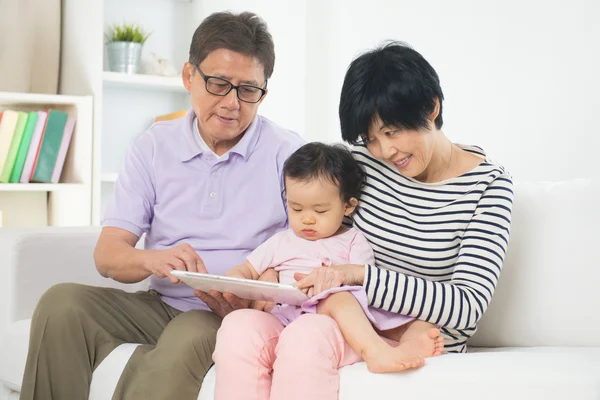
[138,249,154,274]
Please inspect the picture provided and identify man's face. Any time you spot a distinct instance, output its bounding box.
[183,48,267,151]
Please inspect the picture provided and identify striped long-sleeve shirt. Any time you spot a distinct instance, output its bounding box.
[352,144,514,353]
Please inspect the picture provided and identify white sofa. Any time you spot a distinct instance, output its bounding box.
[0,179,599,400]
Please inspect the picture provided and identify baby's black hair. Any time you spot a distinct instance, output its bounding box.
[283,142,365,202]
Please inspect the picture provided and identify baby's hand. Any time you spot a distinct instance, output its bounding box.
[252,268,279,312]
[225,269,247,280]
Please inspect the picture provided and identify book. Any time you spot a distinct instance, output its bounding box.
[20,111,48,183]
[9,112,39,183]
[0,110,19,177]
[50,116,76,183]
[0,112,29,182]
[31,109,68,183]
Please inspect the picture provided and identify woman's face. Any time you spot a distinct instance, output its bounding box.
[364,115,437,181]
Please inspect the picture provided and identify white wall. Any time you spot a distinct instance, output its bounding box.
[303,0,600,182]
[102,0,193,175]
[106,0,599,183]
[104,0,196,71]
[197,1,307,136]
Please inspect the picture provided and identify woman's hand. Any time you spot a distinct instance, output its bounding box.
[294,264,365,296]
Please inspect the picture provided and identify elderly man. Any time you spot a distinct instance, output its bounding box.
[20,11,304,400]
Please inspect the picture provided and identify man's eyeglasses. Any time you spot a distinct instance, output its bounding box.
[194,65,267,104]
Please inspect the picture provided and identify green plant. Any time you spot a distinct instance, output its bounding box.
[105,23,151,44]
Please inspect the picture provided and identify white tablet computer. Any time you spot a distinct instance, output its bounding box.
[171,271,310,306]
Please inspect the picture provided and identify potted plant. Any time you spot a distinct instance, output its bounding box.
[105,23,151,74]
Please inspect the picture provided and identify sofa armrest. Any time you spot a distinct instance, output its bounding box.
[0,227,148,334]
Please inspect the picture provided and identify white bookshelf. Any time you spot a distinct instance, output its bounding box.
[103,71,186,93]
[2,0,306,227]
[0,183,84,192]
[101,173,119,183]
[96,0,197,224]
[0,92,93,227]
[48,0,307,226]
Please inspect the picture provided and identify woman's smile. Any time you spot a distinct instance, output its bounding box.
[392,155,412,169]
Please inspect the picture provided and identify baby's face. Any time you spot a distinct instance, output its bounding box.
[285,177,355,241]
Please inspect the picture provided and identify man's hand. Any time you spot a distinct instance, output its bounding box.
[194,267,279,317]
[143,243,207,284]
[194,290,250,318]
[194,268,251,318]
[252,268,279,312]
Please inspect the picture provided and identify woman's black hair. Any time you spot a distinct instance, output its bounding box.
[283,142,365,202]
[339,41,444,144]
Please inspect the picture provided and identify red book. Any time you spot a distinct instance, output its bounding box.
[28,109,51,182]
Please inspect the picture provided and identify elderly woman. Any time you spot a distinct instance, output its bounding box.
[213,42,514,400]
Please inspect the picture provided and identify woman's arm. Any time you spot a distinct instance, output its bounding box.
[365,175,514,330]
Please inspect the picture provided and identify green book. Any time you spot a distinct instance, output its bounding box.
[9,112,39,183]
[31,109,68,183]
[0,112,28,183]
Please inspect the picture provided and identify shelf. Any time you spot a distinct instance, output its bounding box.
[0,92,92,106]
[103,71,187,93]
[101,173,119,183]
[0,183,85,192]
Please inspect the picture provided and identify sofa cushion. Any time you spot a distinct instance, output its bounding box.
[470,179,600,347]
[0,226,148,337]
[0,320,143,397]
[336,347,600,400]
[0,319,29,392]
[198,347,600,400]
[89,343,141,400]
[4,323,600,400]
[0,320,204,400]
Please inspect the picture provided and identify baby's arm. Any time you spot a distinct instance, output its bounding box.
[225,230,286,281]
[225,260,260,280]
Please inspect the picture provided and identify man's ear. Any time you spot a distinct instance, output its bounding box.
[256,88,268,106]
[344,197,359,216]
[182,62,194,92]
[429,97,440,125]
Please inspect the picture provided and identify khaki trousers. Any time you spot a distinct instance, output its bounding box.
[20,283,222,400]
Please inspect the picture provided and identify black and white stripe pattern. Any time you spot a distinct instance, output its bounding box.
[352,144,514,353]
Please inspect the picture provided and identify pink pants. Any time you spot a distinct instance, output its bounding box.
[213,309,381,400]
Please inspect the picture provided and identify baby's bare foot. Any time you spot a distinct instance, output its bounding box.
[397,322,444,358]
[432,333,444,356]
[363,345,424,374]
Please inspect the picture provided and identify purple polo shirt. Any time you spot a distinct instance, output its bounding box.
[103,108,304,311]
